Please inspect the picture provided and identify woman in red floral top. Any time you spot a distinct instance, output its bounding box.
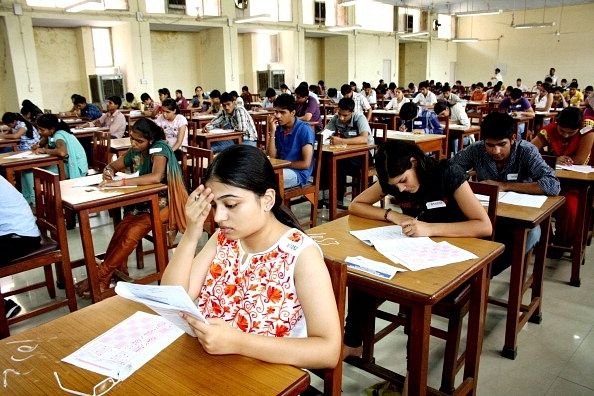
[162,145,341,369]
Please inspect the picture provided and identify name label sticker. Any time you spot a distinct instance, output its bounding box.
[426,200,446,209]
[507,173,518,181]
[149,147,162,154]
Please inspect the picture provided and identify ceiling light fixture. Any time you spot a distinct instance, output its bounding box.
[513,21,555,29]
[399,31,429,38]
[233,14,271,24]
[455,9,502,17]
[327,24,362,32]
[65,0,104,13]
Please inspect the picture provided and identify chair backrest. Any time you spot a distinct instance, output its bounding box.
[309,258,347,396]
[540,154,558,169]
[311,133,324,191]
[186,121,198,147]
[468,181,498,241]
[181,145,213,193]
[368,122,388,147]
[180,108,192,121]
[33,168,70,252]
[584,116,594,166]
[251,113,269,150]
[437,115,451,158]
[92,130,112,171]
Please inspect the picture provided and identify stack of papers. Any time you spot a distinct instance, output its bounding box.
[557,164,594,173]
[6,150,50,159]
[474,191,547,208]
[350,225,478,272]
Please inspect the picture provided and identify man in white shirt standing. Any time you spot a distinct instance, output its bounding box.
[491,68,503,84]
[545,67,558,85]
[412,81,437,106]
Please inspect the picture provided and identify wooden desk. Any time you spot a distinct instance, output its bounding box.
[554,168,594,287]
[71,126,110,139]
[0,136,20,152]
[110,137,132,157]
[269,157,291,202]
[0,296,310,396]
[195,130,244,150]
[465,101,487,112]
[125,114,151,135]
[371,110,399,130]
[60,178,169,303]
[322,143,374,220]
[493,196,566,359]
[0,151,66,186]
[62,118,88,128]
[192,114,215,129]
[533,111,558,133]
[385,131,447,160]
[442,124,481,152]
[512,114,535,139]
[307,215,504,395]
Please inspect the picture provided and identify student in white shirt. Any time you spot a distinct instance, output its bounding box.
[412,81,437,106]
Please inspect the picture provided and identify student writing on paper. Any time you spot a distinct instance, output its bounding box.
[344,140,492,384]
[74,118,188,298]
[450,111,560,274]
[161,145,341,369]
[531,107,593,250]
[0,112,40,153]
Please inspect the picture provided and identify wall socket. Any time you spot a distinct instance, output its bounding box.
[140,78,148,84]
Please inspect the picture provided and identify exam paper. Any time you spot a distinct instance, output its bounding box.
[350,225,407,246]
[557,164,594,173]
[6,150,50,159]
[207,128,231,134]
[115,282,209,336]
[345,256,405,279]
[498,191,547,208]
[62,311,184,380]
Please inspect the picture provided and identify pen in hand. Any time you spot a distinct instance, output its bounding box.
[414,210,425,220]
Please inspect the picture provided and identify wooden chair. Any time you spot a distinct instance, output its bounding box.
[283,133,323,228]
[180,145,216,236]
[348,122,387,199]
[251,113,269,150]
[306,258,347,396]
[89,130,112,173]
[0,168,77,338]
[186,121,198,147]
[360,181,499,394]
[180,108,192,121]
[437,115,451,158]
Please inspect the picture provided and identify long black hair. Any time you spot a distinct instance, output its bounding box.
[36,114,72,134]
[2,112,36,139]
[131,117,166,142]
[204,144,303,231]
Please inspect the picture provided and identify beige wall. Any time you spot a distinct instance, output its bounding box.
[304,37,324,86]
[428,39,457,85]
[352,33,397,88]
[399,42,428,87]
[456,3,594,87]
[323,35,349,89]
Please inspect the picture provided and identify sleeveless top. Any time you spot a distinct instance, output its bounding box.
[197,228,320,338]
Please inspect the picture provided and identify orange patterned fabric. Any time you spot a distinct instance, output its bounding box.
[197,229,317,338]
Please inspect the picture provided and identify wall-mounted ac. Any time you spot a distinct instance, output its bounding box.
[89,74,125,110]
[257,70,285,97]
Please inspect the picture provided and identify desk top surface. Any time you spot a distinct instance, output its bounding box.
[496,195,565,226]
[0,151,61,165]
[555,168,594,182]
[0,296,309,396]
[385,131,447,142]
[307,215,503,303]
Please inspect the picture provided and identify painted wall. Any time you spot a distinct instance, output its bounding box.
[323,35,349,89]
[34,27,84,114]
[427,39,457,85]
[399,42,428,88]
[304,37,324,86]
[149,30,201,98]
[456,3,593,88]
[352,33,398,88]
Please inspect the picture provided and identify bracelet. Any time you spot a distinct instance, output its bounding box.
[384,208,392,221]
[122,178,126,186]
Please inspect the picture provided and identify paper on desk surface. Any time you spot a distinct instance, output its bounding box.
[345,256,404,279]
[321,129,334,145]
[72,172,139,188]
[207,128,231,134]
[498,191,546,208]
[6,150,50,159]
[557,164,594,173]
[62,311,183,380]
[115,282,209,336]
[350,225,406,246]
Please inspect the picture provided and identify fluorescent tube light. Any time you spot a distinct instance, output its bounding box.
[455,9,502,17]
[399,31,429,38]
[66,0,104,13]
[327,25,362,32]
[233,14,271,24]
[513,22,556,29]
[452,38,479,42]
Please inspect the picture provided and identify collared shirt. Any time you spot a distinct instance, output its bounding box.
[206,105,257,141]
[274,118,315,186]
[98,109,126,138]
[437,93,462,105]
[295,97,322,130]
[385,97,409,112]
[449,140,560,195]
[351,92,371,114]
[449,103,470,126]
[412,91,437,106]
[364,90,377,105]
[401,108,443,135]
[326,112,374,145]
[83,103,103,120]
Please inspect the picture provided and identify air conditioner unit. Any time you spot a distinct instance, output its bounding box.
[89,74,125,110]
[257,70,285,97]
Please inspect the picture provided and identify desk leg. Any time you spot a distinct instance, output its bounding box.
[464,266,488,394]
[77,210,104,303]
[502,227,529,359]
[360,154,369,198]
[529,216,551,324]
[569,185,590,287]
[149,196,168,275]
[407,304,430,396]
[329,157,338,221]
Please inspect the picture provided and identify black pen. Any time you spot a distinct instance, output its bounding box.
[415,211,425,220]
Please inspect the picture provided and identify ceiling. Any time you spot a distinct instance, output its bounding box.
[373,0,594,14]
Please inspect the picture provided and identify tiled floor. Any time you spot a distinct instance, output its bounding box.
[3,201,594,395]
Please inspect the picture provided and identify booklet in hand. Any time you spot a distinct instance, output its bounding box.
[115,282,208,336]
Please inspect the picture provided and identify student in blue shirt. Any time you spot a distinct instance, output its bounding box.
[73,95,102,120]
[398,102,443,135]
